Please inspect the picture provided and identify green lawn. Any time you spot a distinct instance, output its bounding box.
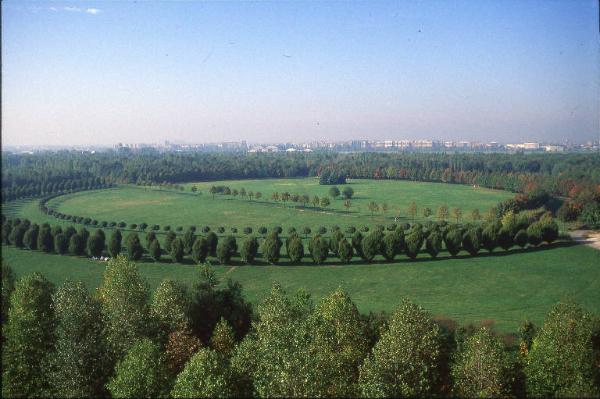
[36,178,512,232]
[3,242,599,333]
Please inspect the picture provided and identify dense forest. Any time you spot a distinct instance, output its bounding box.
[2,257,599,398]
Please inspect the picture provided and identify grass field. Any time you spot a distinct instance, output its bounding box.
[3,178,597,333]
[3,242,599,333]
[35,178,512,231]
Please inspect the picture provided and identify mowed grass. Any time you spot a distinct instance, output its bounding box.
[42,178,513,231]
[3,242,599,333]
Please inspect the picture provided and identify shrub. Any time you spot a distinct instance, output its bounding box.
[382,232,403,261]
[216,236,237,265]
[361,230,383,262]
[481,223,499,252]
[206,232,218,256]
[170,238,184,263]
[514,229,528,248]
[310,235,329,264]
[261,236,281,264]
[497,227,513,250]
[526,222,543,247]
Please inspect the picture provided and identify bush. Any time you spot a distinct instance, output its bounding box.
[497,227,513,250]
[258,227,267,235]
[540,217,559,244]
[318,226,327,235]
[514,229,528,248]
[526,222,543,247]
[243,227,253,235]
[481,223,499,252]
[580,202,600,227]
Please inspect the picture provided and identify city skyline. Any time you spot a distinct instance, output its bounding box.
[2,0,599,146]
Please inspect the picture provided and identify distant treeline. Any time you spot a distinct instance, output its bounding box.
[3,151,599,196]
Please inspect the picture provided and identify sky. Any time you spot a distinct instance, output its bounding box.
[2,0,599,146]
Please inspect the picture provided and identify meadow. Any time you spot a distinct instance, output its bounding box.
[3,178,598,333]
[3,242,599,333]
[39,178,512,231]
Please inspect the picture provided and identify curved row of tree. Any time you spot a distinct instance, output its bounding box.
[2,210,560,265]
[2,258,598,398]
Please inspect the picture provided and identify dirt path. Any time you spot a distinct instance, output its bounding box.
[570,230,600,250]
[225,266,238,275]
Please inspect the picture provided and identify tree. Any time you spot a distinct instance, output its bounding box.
[149,239,161,261]
[171,348,232,398]
[262,235,281,264]
[423,207,432,218]
[237,236,257,264]
[329,186,340,200]
[343,199,352,213]
[69,233,86,256]
[444,227,463,256]
[229,284,312,398]
[164,325,202,376]
[471,208,481,221]
[342,186,354,199]
[382,232,403,261]
[108,229,122,257]
[358,299,442,398]
[312,195,320,208]
[23,224,39,250]
[338,239,354,263]
[1,263,16,324]
[206,231,219,256]
[2,273,55,398]
[453,207,463,223]
[405,228,425,259]
[426,230,442,258]
[539,215,559,244]
[368,201,379,217]
[216,236,237,265]
[287,236,304,263]
[48,280,108,398]
[255,191,262,200]
[191,237,209,264]
[126,233,144,261]
[352,231,364,259]
[54,233,69,255]
[525,301,598,397]
[182,229,196,254]
[210,317,236,356]
[164,230,176,253]
[452,328,511,398]
[98,256,151,363]
[309,235,329,264]
[361,230,383,262]
[303,289,369,397]
[481,223,499,252]
[462,227,482,256]
[209,185,217,199]
[37,226,54,252]
[170,237,185,263]
[437,204,449,221]
[106,339,170,399]
[87,232,105,257]
[409,201,418,221]
[151,279,191,345]
[9,223,27,248]
[320,196,331,209]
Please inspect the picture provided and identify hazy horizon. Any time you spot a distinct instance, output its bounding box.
[2,0,599,146]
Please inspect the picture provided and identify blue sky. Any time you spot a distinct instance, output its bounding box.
[2,0,599,145]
